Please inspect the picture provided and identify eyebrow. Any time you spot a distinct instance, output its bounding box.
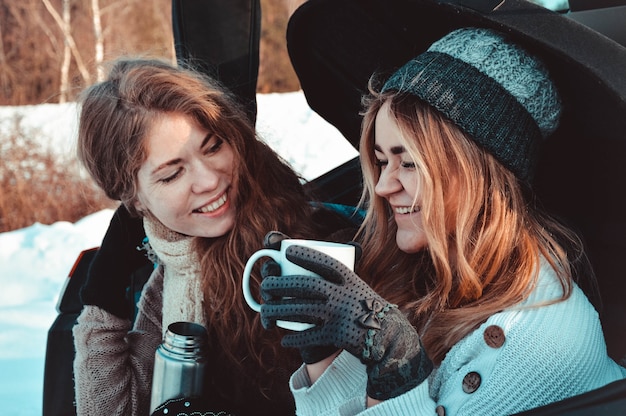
[149,133,214,176]
[374,144,406,155]
[150,158,182,177]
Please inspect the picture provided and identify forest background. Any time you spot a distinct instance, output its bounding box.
[1,0,304,105]
[0,0,306,233]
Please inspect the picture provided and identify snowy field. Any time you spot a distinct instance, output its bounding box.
[0,91,357,415]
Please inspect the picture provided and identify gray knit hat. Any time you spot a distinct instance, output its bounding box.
[382,27,562,181]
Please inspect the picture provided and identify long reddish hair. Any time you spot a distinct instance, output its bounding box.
[357,91,592,364]
[77,58,330,397]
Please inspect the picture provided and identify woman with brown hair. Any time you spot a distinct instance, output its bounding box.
[72,57,355,415]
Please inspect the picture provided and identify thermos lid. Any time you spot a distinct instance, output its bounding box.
[162,322,208,358]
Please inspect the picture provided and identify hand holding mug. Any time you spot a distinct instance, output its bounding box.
[242,237,356,331]
[259,245,433,400]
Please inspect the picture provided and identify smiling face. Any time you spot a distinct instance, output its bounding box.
[135,112,236,238]
[373,102,427,253]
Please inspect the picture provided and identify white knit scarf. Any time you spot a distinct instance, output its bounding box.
[143,216,206,335]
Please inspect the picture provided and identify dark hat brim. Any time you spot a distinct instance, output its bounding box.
[288,0,626,359]
[288,0,626,146]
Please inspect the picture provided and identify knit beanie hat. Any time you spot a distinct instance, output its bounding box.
[382,27,562,181]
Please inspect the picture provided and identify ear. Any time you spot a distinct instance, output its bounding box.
[130,198,146,217]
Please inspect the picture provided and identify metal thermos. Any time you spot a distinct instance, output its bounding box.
[150,321,208,414]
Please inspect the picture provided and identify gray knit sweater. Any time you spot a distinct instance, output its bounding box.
[73,269,166,415]
[72,217,200,416]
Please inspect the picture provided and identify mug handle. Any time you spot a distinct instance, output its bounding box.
[242,249,277,312]
[242,249,315,331]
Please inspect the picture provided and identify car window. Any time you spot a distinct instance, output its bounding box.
[534,0,569,11]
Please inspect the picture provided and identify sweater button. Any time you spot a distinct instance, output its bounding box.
[483,325,505,348]
[435,404,446,415]
[462,371,481,394]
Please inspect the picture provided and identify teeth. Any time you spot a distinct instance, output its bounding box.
[395,206,420,214]
[197,194,227,213]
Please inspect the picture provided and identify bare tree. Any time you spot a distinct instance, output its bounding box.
[0,19,12,100]
[0,0,299,105]
[91,0,104,81]
[42,0,91,86]
[59,0,71,103]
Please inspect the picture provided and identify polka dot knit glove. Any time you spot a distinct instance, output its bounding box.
[260,245,433,400]
[260,232,339,364]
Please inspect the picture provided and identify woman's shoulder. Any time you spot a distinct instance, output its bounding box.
[443,263,603,371]
[490,262,599,344]
[434,269,621,413]
[137,266,164,313]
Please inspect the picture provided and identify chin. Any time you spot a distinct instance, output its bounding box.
[203,218,236,238]
[396,231,426,254]
[188,213,236,238]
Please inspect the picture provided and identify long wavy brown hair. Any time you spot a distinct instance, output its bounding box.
[77,58,329,397]
[357,91,593,364]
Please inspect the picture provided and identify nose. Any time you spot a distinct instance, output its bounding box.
[375,166,402,197]
[190,160,220,194]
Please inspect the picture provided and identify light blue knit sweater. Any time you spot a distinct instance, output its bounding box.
[289,261,626,415]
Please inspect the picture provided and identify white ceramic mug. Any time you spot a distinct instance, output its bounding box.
[242,239,356,331]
